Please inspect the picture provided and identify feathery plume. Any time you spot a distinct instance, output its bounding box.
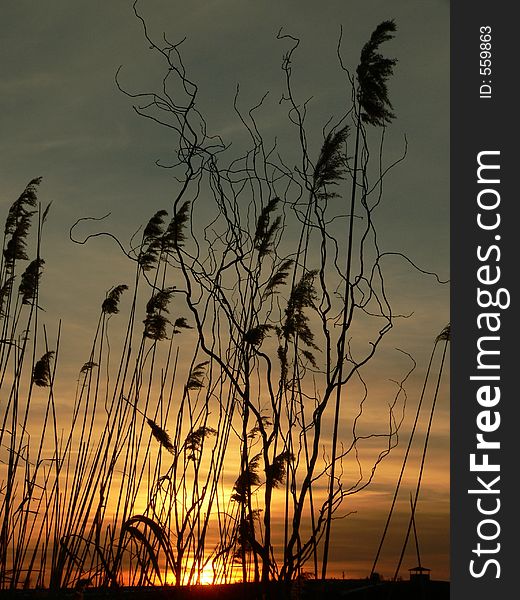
[4,213,34,267]
[147,418,174,453]
[19,258,45,305]
[248,416,272,440]
[263,259,293,298]
[33,351,54,387]
[356,20,397,126]
[231,455,261,504]
[163,201,190,252]
[102,284,128,315]
[254,198,281,258]
[143,287,175,341]
[0,276,14,316]
[282,270,319,349]
[3,178,41,268]
[144,287,175,340]
[80,361,98,374]
[313,126,349,197]
[277,345,289,387]
[186,361,209,390]
[4,177,41,235]
[266,451,294,489]
[143,210,168,239]
[139,210,168,270]
[185,426,217,460]
[436,323,451,342]
[172,317,192,335]
[244,324,273,347]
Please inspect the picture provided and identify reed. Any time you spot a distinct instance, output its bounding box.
[0,15,447,591]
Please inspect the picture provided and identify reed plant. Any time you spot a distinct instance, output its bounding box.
[0,12,447,591]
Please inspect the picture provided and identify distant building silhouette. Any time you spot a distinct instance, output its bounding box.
[409,566,431,582]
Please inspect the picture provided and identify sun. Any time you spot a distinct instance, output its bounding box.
[197,568,215,586]
[164,564,217,586]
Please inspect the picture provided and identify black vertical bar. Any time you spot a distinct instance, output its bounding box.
[452,1,518,597]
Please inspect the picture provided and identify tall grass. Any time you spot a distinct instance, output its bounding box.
[0,16,448,591]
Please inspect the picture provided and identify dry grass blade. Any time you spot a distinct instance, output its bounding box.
[42,201,52,225]
[145,287,175,315]
[123,525,164,584]
[121,515,176,567]
[247,417,272,441]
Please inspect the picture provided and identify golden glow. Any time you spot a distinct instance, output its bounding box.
[197,567,216,586]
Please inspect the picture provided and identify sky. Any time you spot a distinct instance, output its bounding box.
[0,0,449,583]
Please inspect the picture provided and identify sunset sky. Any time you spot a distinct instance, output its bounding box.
[0,0,449,582]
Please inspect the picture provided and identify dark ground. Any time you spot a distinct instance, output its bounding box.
[0,579,450,600]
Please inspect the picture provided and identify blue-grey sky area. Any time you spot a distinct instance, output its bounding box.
[1,0,449,581]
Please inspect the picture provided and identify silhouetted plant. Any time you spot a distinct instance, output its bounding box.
[19,259,45,305]
[185,361,209,391]
[163,201,190,252]
[101,284,128,314]
[147,418,175,454]
[0,12,448,592]
[143,287,175,340]
[357,20,397,126]
[32,351,54,387]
